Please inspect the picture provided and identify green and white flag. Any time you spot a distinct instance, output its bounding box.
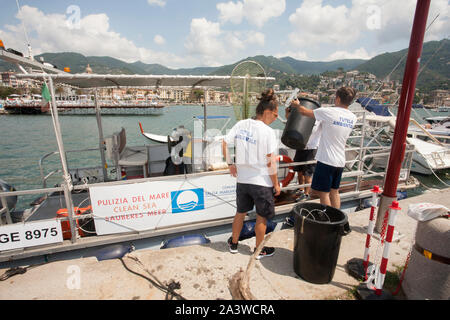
[42,83,51,102]
[41,82,51,111]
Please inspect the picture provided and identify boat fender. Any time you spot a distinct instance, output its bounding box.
[276,155,295,187]
[0,179,18,211]
[239,220,277,241]
[161,234,211,249]
[94,244,135,261]
[397,190,407,201]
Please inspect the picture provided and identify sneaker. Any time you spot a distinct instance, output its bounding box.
[295,193,310,202]
[254,247,275,260]
[227,237,238,254]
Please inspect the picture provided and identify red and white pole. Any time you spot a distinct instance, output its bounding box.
[363,185,381,280]
[375,201,401,296]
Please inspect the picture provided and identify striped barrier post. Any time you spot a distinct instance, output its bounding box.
[363,185,381,280]
[375,200,401,296]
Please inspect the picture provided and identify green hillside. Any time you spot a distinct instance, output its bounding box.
[281,57,366,75]
[211,55,297,76]
[356,39,449,91]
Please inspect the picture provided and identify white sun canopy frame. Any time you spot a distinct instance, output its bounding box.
[0,50,66,74]
[15,73,275,89]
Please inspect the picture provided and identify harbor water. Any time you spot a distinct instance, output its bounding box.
[0,105,449,211]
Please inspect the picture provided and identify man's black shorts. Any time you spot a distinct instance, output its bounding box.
[236,183,275,220]
[293,149,317,176]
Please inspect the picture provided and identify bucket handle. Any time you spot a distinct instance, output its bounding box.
[340,222,351,236]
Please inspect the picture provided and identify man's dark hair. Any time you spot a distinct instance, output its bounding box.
[336,87,357,106]
[255,88,278,115]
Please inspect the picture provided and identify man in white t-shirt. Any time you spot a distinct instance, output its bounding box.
[291,87,357,209]
[222,89,280,259]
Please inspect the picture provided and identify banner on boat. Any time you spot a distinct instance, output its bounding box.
[89,174,237,235]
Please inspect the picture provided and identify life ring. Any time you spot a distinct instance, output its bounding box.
[276,155,295,187]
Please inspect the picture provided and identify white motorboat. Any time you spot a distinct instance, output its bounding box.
[363,114,450,175]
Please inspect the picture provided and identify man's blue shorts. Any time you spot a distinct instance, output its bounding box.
[311,161,344,193]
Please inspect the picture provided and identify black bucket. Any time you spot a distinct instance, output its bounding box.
[293,202,351,284]
[281,98,320,150]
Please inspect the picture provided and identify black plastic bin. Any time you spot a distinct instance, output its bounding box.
[293,203,351,284]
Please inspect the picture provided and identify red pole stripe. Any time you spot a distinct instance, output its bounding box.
[363,259,368,269]
[365,235,371,248]
[370,207,375,220]
[385,225,395,243]
[380,257,388,274]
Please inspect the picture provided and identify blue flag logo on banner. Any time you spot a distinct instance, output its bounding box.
[171,188,205,214]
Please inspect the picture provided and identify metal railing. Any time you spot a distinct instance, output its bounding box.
[0,110,421,260]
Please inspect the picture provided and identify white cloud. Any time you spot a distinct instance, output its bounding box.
[184,18,224,66]
[147,0,166,7]
[0,5,187,68]
[217,0,286,28]
[325,47,373,61]
[217,1,244,25]
[246,31,265,46]
[288,0,360,47]
[154,35,166,45]
[365,0,450,44]
[287,0,449,49]
[184,18,266,66]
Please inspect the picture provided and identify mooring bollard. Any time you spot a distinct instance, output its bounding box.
[375,200,401,296]
[363,185,381,280]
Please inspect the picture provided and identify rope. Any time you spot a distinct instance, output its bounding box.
[119,256,186,300]
[0,263,47,281]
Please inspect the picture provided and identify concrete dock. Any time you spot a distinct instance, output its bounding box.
[0,188,448,300]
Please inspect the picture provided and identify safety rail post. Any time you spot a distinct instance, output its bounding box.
[0,196,13,225]
[375,200,401,296]
[355,111,367,193]
[94,89,108,182]
[47,76,78,243]
[363,185,381,280]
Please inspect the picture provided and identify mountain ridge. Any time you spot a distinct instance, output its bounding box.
[0,39,448,91]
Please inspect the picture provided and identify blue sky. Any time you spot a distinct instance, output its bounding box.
[0,0,448,68]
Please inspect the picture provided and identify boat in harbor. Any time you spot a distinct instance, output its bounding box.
[359,114,450,176]
[2,94,166,115]
[410,116,450,144]
[354,98,450,176]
